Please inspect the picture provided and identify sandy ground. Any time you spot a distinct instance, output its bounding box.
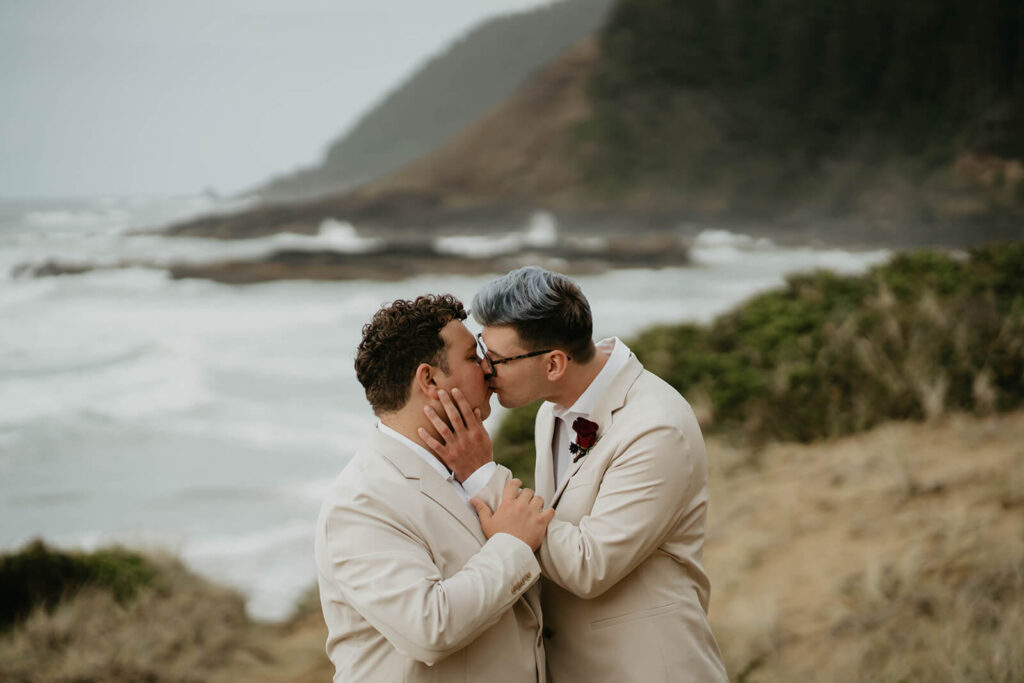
[705,410,1024,679]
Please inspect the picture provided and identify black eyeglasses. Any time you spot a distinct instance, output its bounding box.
[476,333,568,378]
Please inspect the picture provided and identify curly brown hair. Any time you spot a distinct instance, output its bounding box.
[355,294,467,414]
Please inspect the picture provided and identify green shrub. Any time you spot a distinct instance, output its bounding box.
[0,540,158,632]
[492,402,542,488]
[646,243,1024,442]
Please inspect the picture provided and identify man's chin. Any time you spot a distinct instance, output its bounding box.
[490,386,526,410]
[496,393,521,410]
[477,390,494,420]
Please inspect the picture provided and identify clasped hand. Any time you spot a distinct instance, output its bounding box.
[473,478,553,551]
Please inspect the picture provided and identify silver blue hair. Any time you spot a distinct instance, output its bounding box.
[472,266,587,325]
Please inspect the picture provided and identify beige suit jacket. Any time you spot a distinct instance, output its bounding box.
[484,353,727,682]
[314,428,546,683]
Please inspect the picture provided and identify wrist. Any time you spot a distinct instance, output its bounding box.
[456,461,487,481]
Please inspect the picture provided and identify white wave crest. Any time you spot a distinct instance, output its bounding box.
[690,229,776,265]
[435,211,560,257]
[10,216,382,277]
[0,347,211,426]
[24,208,133,230]
[524,211,558,247]
[266,219,383,253]
[692,229,776,250]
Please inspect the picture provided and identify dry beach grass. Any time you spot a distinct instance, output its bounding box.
[707,411,1024,682]
[0,554,250,683]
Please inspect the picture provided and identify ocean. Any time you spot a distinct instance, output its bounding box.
[0,196,890,620]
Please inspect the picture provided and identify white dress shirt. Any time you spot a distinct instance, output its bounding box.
[377,422,497,507]
[551,337,630,489]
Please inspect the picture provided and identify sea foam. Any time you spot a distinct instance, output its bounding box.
[435,211,559,256]
[181,520,317,621]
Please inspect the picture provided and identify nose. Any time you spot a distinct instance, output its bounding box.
[479,358,495,381]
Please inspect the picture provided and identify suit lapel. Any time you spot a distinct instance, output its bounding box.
[534,404,557,503]
[370,429,487,546]
[550,448,586,508]
[588,354,643,440]
[549,354,644,508]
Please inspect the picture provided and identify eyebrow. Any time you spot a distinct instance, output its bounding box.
[485,345,511,361]
[477,333,514,361]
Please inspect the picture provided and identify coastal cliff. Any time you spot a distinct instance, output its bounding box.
[162,0,1024,248]
[252,0,615,203]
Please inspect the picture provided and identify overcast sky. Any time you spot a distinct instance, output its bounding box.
[0,0,551,199]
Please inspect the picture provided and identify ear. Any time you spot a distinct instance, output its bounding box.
[413,362,440,400]
[544,350,571,381]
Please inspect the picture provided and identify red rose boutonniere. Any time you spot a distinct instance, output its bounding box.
[569,417,599,462]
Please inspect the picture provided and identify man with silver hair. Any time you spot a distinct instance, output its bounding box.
[421,267,727,682]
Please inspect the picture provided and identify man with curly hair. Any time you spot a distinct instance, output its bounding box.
[315,294,554,683]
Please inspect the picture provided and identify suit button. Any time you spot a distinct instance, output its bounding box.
[542,627,554,639]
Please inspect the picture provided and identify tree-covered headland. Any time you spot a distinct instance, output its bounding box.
[579,0,1024,224]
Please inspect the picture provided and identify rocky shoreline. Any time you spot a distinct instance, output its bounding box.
[154,188,1024,250]
[15,235,693,284]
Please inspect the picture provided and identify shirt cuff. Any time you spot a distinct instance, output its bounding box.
[461,461,498,496]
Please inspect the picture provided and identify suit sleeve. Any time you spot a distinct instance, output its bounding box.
[538,425,699,599]
[470,463,515,513]
[321,499,539,666]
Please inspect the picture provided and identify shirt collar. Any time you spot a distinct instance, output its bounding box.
[376,422,455,483]
[552,337,630,421]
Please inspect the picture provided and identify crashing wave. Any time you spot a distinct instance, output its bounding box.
[435,211,561,257]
